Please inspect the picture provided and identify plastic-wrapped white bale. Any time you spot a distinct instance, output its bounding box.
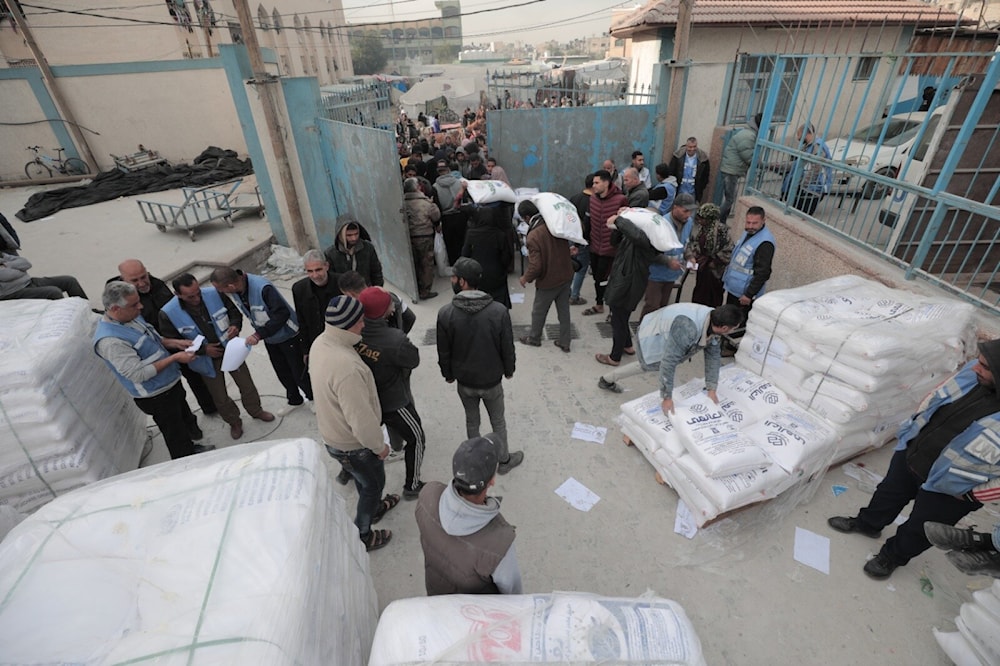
[933,581,1000,666]
[674,454,788,513]
[530,191,587,244]
[933,628,984,666]
[0,299,145,513]
[742,403,839,475]
[618,385,709,460]
[656,457,723,525]
[715,364,787,426]
[368,593,706,665]
[0,438,379,665]
[464,179,517,204]
[616,207,683,252]
[673,398,772,477]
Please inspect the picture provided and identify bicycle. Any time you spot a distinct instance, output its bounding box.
[24,146,91,180]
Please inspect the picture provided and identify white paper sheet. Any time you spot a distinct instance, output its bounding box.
[571,422,607,444]
[793,527,830,575]
[185,334,205,353]
[554,477,600,512]
[673,499,698,539]
[221,337,252,372]
[510,293,525,304]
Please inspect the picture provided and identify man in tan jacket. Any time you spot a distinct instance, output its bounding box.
[310,295,399,551]
[517,200,574,352]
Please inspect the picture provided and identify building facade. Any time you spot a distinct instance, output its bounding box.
[349,0,462,73]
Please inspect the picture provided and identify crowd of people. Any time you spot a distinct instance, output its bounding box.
[3,103,994,601]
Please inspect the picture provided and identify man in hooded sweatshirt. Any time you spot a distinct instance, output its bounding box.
[324,216,384,288]
[437,258,523,475]
[432,159,469,266]
[829,338,1000,580]
[415,434,522,595]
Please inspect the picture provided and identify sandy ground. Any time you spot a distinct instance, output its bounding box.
[3,180,997,665]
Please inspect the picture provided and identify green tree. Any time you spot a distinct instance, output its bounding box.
[434,45,456,64]
[351,33,387,75]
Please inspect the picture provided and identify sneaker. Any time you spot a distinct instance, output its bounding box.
[925,522,996,552]
[403,481,425,500]
[419,291,439,300]
[519,336,541,347]
[336,467,351,485]
[192,444,216,455]
[828,516,882,538]
[569,296,587,305]
[498,450,524,475]
[278,402,302,417]
[863,550,900,579]
[598,377,624,393]
[386,449,404,463]
[946,550,1000,577]
[189,427,204,441]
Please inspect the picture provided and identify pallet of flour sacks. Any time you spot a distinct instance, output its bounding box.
[617,365,840,526]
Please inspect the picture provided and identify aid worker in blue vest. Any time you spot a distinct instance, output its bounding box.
[210,266,313,412]
[94,281,214,459]
[159,273,276,441]
[721,205,775,354]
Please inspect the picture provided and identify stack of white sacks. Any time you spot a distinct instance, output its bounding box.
[0,438,379,665]
[369,592,706,665]
[0,298,146,513]
[618,276,976,526]
[934,580,1000,665]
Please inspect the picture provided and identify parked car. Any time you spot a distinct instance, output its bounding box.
[828,108,944,199]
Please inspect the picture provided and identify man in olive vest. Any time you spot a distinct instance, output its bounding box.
[415,435,522,595]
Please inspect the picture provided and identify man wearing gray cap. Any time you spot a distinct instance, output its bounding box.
[415,434,522,595]
[311,295,399,552]
[437,258,523,474]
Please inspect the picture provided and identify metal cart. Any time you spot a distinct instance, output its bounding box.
[137,179,248,241]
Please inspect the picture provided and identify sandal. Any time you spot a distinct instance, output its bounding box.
[372,493,400,524]
[554,341,570,353]
[582,305,604,316]
[362,529,392,552]
[595,353,620,367]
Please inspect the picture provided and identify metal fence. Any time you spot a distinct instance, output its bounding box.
[741,49,1000,315]
[320,80,394,129]
[486,68,656,109]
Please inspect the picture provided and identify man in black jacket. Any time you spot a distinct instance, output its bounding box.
[358,286,426,500]
[324,217,384,288]
[667,137,711,202]
[112,259,217,416]
[436,258,523,474]
[292,250,341,357]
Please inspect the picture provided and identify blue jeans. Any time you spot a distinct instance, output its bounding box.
[570,245,590,299]
[456,382,509,461]
[325,445,385,539]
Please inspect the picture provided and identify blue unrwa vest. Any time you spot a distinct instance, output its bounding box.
[228,273,299,344]
[723,226,776,298]
[93,317,180,398]
[649,216,693,283]
[161,287,231,378]
[636,303,713,371]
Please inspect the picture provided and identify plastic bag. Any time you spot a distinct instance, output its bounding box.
[265,244,303,275]
[433,231,451,277]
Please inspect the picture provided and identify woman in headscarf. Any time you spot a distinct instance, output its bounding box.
[461,205,513,309]
[683,203,733,307]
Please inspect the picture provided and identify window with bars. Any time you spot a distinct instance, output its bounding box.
[725,54,801,124]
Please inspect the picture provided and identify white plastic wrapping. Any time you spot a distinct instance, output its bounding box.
[0,438,379,665]
[673,398,773,477]
[0,299,146,513]
[368,593,706,665]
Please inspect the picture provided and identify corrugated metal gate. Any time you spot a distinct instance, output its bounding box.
[317,119,417,301]
[487,105,658,198]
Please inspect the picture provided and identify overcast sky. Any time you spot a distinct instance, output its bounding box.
[340,0,642,45]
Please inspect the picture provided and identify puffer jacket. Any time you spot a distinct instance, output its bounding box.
[588,184,628,256]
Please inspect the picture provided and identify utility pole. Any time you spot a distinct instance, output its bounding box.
[232,0,311,252]
[661,0,694,161]
[8,3,99,172]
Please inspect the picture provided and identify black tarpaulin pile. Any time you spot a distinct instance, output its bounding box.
[15,147,253,222]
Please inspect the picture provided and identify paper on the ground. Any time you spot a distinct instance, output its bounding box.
[843,462,884,485]
[510,293,525,303]
[185,334,205,353]
[571,422,607,444]
[673,499,698,539]
[893,513,908,526]
[793,527,830,575]
[555,477,600,512]
[686,260,699,270]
